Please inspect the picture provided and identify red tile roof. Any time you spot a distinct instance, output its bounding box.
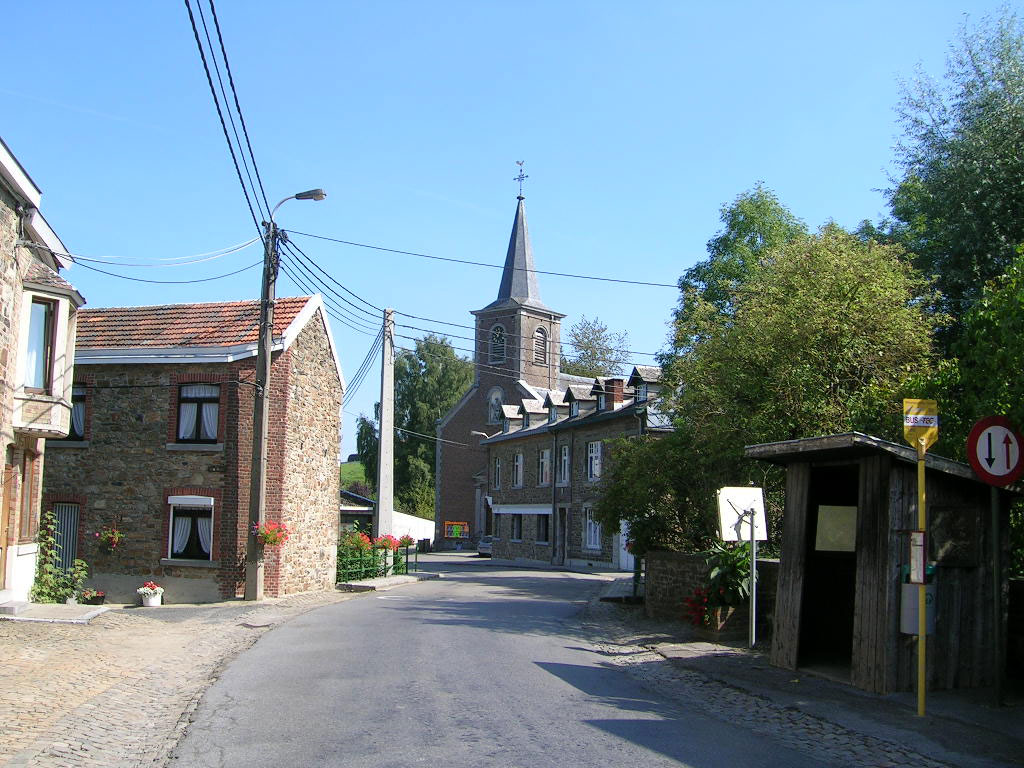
[76,296,312,349]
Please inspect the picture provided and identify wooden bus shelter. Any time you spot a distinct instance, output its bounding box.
[746,432,1016,694]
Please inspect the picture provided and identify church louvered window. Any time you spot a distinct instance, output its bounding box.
[489,325,506,363]
[533,327,547,365]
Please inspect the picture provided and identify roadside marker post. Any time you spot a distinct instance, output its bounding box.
[903,398,937,718]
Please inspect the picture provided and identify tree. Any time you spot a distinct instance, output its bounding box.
[560,316,630,377]
[356,335,472,519]
[598,223,940,554]
[681,183,807,317]
[888,10,1024,335]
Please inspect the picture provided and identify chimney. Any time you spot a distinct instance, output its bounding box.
[606,378,624,409]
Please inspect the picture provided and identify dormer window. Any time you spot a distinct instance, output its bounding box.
[523,412,530,429]
[489,325,506,363]
[548,407,557,424]
[636,382,648,402]
[503,418,510,434]
[570,401,579,417]
[533,327,548,365]
[597,393,606,410]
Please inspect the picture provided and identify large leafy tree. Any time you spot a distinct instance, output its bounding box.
[560,316,630,377]
[356,335,472,518]
[888,10,1024,336]
[598,223,939,554]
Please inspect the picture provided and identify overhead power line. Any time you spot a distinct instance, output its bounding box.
[70,257,262,284]
[288,230,679,288]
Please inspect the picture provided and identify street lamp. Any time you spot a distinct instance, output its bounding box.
[245,188,327,601]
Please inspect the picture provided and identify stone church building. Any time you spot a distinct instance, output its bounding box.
[434,195,592,547]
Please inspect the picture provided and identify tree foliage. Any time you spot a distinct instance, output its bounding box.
[598,219,939,555]
[888,10,1024,334]
[560,316,630,377]
[356,335,472,519]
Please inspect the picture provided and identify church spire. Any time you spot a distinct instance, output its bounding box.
[494,195,544,307]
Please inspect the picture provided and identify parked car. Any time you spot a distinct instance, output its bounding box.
[477,535,494,557]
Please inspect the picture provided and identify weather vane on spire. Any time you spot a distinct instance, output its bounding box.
[514,160,528,197]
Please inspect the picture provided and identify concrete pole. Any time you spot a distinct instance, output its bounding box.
[245,220,277,601]
[374,308,395,537]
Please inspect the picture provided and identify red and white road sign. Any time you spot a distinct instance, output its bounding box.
[966,416,1024,487]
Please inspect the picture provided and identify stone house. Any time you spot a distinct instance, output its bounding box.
[0,137,85,610]
[42,295,344,601]
[481,366,669,570]
[435,194,594,547]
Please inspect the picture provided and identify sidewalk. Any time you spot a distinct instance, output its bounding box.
[586,577,1024,768]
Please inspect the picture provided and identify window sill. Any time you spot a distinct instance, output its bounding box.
[47,440,90,448]
[556,482,569,488]
[538,483,551,488]
[166,443,224,452]
[160,558,218,569]
[536,541,550,546]
[583,546,602,552]
[510,538,522,542]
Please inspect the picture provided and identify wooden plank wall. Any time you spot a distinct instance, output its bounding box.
[891,464,998,691]
[851,454,892,693]
[770,462,809,670]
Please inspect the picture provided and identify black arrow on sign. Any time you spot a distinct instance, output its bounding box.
[986,431,996,468]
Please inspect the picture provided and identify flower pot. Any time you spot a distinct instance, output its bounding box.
[141,594,162,607]
[695,604,749,641]
[83,595,106,605]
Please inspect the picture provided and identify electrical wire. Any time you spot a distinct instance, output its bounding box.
[279,243,382,327]
[45,237,260,268]
[288,229,679,288]
[208,0,270,217]
[278,261,380,336]
[283,237,383,314]
[395,427,470,448]
[70,257,263,284]
[184,0,264,238]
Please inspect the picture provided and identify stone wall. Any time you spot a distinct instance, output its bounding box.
[42,312,342,601]
[645,549,779,637]
[277,311,342,594]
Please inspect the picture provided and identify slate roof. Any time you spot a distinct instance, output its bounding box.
[76,296,311,349]
[24,260,84,305]
[564,384,596,402]
[629,365,663,385]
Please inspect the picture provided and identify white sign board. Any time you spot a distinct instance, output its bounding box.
[717,487,767,542]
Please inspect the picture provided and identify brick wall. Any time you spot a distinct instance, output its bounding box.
[645,550,779,637]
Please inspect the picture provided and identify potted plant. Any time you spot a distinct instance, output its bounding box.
[94,524,124,553]
[683,542,751,636]
[137,581,164,607]
[81,588,106,605]
[253,521,290,546]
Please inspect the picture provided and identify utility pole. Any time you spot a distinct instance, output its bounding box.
[245,217,277,601]
[374,308,395,537]
[245,189,326,601]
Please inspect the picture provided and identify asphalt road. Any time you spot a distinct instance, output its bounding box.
[171,562,826,768]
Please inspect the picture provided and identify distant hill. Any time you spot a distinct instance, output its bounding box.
[339,461,367,487]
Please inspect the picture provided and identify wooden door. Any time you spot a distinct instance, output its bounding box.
[0,467,15,591]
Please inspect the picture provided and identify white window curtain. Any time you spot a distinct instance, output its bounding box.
[196,516,213,556]
[25,301,49,389]
[177,403,198,440]
[172,516,192,555]
[182,384,220,399]
[200,402,219,440]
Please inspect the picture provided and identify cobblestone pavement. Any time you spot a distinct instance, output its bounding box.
[578,599,1019,768]
[0,592,355,768]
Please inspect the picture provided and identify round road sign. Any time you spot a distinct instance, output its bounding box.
[966,416,1024,487]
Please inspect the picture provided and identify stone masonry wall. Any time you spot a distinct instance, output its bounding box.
[277,310,342,595]
[645,550,779,637]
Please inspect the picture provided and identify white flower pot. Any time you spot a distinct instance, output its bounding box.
[141,593,162,607]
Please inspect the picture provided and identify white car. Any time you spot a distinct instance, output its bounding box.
[477,535,494,557]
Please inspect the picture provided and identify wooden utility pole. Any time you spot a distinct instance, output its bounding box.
[374,308,395,537]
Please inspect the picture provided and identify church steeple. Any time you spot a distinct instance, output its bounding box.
[481,196,552,313]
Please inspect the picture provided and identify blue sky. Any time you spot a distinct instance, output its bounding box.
[3,2,1010,457]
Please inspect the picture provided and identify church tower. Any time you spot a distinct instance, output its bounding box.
[435,193,565,547]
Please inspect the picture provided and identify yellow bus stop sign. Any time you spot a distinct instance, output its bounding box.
[904,399,938,451]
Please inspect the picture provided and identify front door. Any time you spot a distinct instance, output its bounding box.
[0,466,15,590]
